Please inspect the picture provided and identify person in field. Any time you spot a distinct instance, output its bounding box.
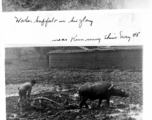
[18,80,36,106]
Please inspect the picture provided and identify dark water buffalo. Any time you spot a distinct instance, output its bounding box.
[79,81,129,108]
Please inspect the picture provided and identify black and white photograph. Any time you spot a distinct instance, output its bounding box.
[5,46,142,120]
[2,0,150,12]
[1,0,151,119]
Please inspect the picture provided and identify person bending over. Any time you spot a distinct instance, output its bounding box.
[18,80,36,106]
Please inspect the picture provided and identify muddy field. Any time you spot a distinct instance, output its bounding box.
[6,60,142,120]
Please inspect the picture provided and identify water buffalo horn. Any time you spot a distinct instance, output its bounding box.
[108,84,113,90]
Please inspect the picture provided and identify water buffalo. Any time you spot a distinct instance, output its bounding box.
[79,81,129,108]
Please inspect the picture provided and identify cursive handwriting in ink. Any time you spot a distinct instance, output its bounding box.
[59,20,66,23]
[79,16,93,28]
[71,35,101,43]
[34,16,58,27]
[15,16,32,23]
[132,32,140,37]
[52,38,67,42]
[85,38,101,43]
[104,33,117,39]
[68,16,93,28]
[68,17,78,23]
[70,35,84,42]
[119,31,131,42]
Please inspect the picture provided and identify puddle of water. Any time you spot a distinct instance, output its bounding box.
[108,112,126,117]
[128,111,142,120]
[6,85,71,98]
[6,84,55,98]
[74,93,79,97]
[128,104,142,120]
[108,104,142,120]
[115,109,124,112]
[61,88,69,92]
[6,93,19,98]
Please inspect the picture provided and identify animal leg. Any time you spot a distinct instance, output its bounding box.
[106,97,110,107]
[98,99,102,107]
[79,97,88,108]
[84,101,88,108]
[79,97,84,108]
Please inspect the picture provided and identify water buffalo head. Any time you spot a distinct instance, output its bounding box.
[111,87,129,97]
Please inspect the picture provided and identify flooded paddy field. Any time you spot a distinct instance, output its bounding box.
[5,60,142,120]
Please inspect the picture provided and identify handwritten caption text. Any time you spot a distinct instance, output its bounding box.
[15,16,93,28]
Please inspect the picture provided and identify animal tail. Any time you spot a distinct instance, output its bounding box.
[78,94,81,102]
[78,90,82,104]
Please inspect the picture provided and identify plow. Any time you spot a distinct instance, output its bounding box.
[30,97,64,109]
